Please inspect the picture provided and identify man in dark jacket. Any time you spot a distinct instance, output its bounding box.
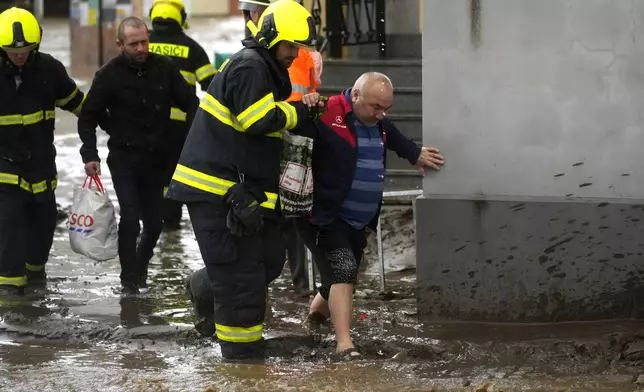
[148,0,216,230]
[296,72,444,360]
[0,7,87,296]
[78,17,198,295]
[167,0,321,360]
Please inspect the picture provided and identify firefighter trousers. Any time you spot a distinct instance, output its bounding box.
[187,200,286,359]
[162,128,187,229]
[0,186,57,288]
[107,150,165,286]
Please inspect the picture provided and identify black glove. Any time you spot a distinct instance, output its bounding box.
[308,96,329,121]
[226,208,246,237]
[223,183,267,236]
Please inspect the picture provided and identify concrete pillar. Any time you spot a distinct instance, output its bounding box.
[34,0,44,19]
[416,0,644,322]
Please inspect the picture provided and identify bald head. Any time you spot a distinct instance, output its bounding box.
[353,72,393,94]
[350,72,394,126]
[117,17,147,43]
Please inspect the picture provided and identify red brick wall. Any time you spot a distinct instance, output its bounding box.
[229,0,241,15]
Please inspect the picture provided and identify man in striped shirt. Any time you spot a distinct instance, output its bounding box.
[296,72,445,360]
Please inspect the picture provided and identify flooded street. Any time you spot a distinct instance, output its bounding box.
[1,19,644,392]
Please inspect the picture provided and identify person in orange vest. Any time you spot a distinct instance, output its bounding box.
[287,0,322,100]
[286,47,319,100]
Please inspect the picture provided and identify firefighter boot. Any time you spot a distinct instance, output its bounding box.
[0,284,25,297]
[26,269,47,287]
[185,268,216,338]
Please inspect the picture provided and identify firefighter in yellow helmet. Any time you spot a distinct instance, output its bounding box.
[0,8,86,295]
[148,0,217,231]
[167,0,322,360]
[239,0,319,294]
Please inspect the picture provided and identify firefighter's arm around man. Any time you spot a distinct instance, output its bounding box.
[77,68,110,174]
[219,60,309,136]
[52,58,85,116]
[169,61,199,126]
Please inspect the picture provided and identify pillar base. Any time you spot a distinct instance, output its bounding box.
[415,196,644,322]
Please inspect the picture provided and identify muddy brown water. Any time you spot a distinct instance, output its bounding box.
[1,214,644,392]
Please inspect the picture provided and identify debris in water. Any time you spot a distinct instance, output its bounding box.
[475,382,495,392]
[392,350,408,361]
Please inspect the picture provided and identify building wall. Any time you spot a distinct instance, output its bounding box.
[416,0,644,322]
[185,0,231,16]
[137,0,232,17]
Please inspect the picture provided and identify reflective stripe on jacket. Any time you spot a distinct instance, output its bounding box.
[0,52,84,192]
[149,22,217,125]
[166,38,310,208]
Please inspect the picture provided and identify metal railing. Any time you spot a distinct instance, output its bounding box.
[306,189,423,292]
[310,0,386,58]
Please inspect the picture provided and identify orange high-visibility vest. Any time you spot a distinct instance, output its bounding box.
[286,48,319,102]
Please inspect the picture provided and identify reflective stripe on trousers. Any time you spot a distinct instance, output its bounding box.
[26,263,45,272]
[171,164,278,209]
[215,323,263,343]
[0,275,26,287]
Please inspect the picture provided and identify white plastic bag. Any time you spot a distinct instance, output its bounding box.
[68,176,118,261]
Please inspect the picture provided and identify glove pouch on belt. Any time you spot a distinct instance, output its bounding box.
[224,183,267,236]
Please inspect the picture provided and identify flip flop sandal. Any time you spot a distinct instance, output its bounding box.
[331,347,363,362]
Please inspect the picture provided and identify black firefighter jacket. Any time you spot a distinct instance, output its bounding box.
[167,38,310,212]
[149,21,216,131]
[77,53,199,164]
[0,52,85,198]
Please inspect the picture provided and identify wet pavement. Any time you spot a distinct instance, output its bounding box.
[1,18,644,392]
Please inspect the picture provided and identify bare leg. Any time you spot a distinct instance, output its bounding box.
[328,283,354,352]
[309,292,330,317]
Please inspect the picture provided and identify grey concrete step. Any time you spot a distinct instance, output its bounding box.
[386,113,422,142]
[317,86,422,113]
[384,170,422,191]
[321,59,422,87]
